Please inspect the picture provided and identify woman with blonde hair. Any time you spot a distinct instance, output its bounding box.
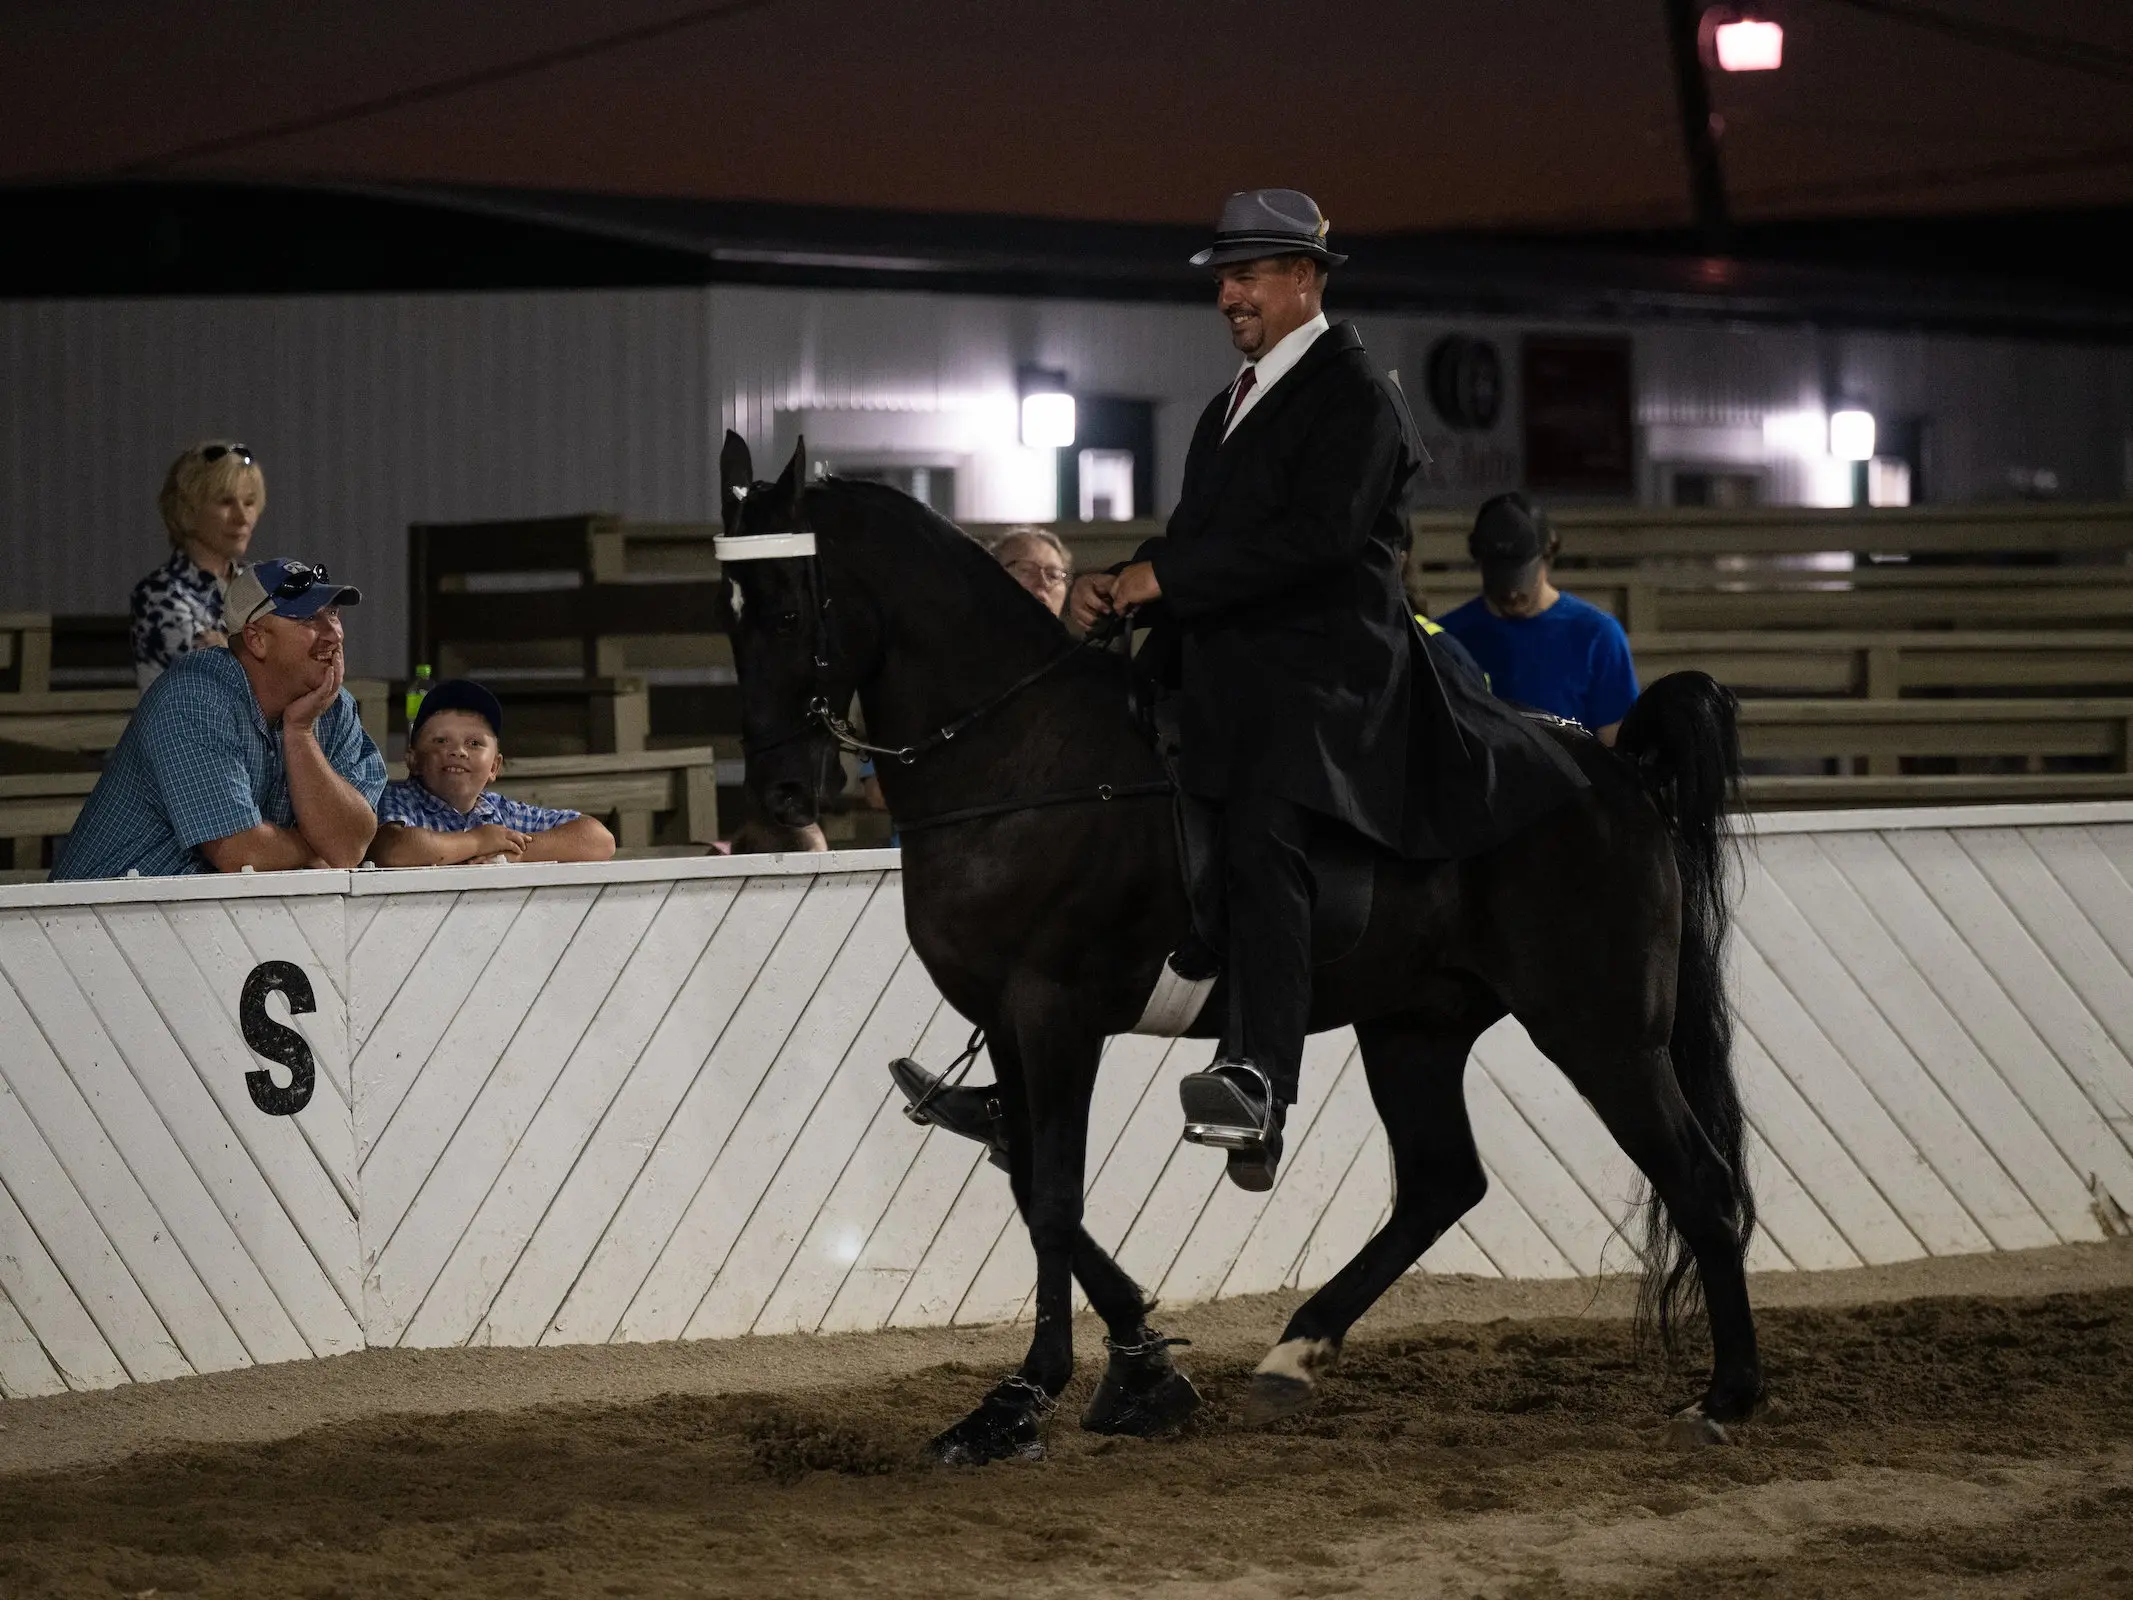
[131,440,265,687]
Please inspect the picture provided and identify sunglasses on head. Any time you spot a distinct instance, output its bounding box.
[200,443,254,466]
[269,561,329,598]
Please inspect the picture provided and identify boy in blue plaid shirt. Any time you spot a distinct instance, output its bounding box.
[372,679,616,866]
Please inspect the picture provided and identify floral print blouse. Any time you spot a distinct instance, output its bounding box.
[131,549,242,689]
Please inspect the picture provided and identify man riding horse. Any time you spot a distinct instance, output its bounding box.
[926,188,1432,1189]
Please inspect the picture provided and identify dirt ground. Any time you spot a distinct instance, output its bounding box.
[2,1242,2130,1599]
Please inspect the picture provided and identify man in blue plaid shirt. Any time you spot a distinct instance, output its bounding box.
[54,558,385,880]
[371,679,615,866]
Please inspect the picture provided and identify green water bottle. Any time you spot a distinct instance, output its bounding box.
[405,664,433,724]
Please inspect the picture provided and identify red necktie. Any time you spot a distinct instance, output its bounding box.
[1223,366,1257,429]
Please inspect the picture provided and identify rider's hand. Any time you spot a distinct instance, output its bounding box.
[1069,572,1118,630]
[1111,561,1162,610]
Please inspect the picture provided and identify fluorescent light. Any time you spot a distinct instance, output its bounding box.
[1762,410,1829,458]
[1830,409,1877,462]
[1020,391,1076,449]
[1714,17,1783,71]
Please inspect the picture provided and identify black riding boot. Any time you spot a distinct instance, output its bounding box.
[1176,790,1314,1192]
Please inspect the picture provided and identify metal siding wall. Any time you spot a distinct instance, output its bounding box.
[5,284,2130,669]
[0,291,713,677]
[5,811,2131,1396]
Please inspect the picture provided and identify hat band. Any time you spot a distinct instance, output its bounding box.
[1210,230,1331,251]
[713,532,817,561]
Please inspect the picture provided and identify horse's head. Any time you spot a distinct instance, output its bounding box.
[718,431,847,830]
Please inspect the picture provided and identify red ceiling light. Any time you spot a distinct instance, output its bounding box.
[1700,7,1785,72]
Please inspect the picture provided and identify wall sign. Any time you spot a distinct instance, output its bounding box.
[1425,335,1504,432]
[240,960,317,1116]
[1522,336,1635,495]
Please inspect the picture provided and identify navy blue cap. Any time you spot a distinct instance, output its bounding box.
[409,678,505,741]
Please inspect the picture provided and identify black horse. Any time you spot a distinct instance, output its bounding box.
[717,435,1761,1463]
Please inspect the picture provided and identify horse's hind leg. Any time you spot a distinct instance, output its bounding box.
[1248,997,1500,1424]
[1537,1029,1762,1435]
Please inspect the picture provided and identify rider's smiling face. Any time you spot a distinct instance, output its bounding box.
[1215,255,1323,359]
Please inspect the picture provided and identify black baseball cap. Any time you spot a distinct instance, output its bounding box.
[1469,494,1554,592]
[409,678,505,741]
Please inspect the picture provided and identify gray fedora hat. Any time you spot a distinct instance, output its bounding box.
[1190,188,1348,269]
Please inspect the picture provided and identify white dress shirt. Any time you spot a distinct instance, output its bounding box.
[1222,310,1331,439]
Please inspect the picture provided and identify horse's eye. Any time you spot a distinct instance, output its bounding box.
[773,611,801,634]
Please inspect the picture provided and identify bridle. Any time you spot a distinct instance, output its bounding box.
[718,495,1170,832]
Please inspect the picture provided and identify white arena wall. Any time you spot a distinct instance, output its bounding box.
[2,805,2131,1399]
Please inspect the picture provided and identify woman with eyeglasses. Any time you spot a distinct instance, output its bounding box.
[989,526,1075,618]
[130,440,264,688]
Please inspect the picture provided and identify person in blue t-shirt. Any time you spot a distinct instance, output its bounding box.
[1435,493,1640,744]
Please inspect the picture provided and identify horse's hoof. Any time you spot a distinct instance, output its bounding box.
[1243,1371,1315,1426]
[927,1379,1052,1466]
[1662,1404,1732,1451]
[1082,1364,1202,1437]
[1244,1335,1337,1425]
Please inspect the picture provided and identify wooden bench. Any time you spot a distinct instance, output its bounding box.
[410,514,729,679]
[1409,501,2133,566]
[0,746,719,871]
[1739,771,2133,808]
[0,681,393,770]
[1412,565,2133,635]
[1736,697,2133,776]
[1629,631,2133,698]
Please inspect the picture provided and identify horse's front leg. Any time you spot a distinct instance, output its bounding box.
[930,990,1188,1463]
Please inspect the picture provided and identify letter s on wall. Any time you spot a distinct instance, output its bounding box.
[239,960,317,1116]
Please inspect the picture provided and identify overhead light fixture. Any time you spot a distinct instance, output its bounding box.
[1700,7,1784,72]
[1830,409,1877,462]
[1017,365,1076,449]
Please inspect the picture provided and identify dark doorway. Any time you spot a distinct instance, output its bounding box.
[1058,397,1157,522]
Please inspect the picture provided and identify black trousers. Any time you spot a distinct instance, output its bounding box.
[1184,789,1315,1106]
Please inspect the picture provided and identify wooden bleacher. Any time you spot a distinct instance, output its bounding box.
[0,746,721,872]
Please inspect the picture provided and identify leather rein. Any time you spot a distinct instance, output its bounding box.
[730,534,1170,835]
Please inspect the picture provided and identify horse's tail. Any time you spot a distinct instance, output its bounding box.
[1612,670,1756,1352]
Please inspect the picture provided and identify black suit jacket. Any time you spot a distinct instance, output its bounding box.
[1137,320,1421,848]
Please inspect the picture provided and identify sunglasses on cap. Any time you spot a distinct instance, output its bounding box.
[269,560,331,597]
[199,443,254,465]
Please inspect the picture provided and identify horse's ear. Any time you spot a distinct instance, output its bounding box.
[720,431,755,533]
[770,435,808,519]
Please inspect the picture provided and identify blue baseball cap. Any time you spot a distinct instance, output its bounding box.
[226,558,362,627]
[410,678,505,741]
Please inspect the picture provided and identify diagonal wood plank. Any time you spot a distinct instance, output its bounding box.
[363,885,600,1250]
[1741,852,2056,1250]
[0,1027,189,1383]
[96,904,362,1326]
[0,943,248,1375]
[367,882,672,1344]
[615,874,885,1342]
[35,909,317,1363]
[407,878,747,1347]
[0,1173,128,1391]
[686,878,915,1339]
[352,890,531,1168]
[0,1283,66,1399]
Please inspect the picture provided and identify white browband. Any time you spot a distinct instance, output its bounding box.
[713,532,818,561]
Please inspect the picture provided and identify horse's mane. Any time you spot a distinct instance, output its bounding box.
[807,476,1070,650]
